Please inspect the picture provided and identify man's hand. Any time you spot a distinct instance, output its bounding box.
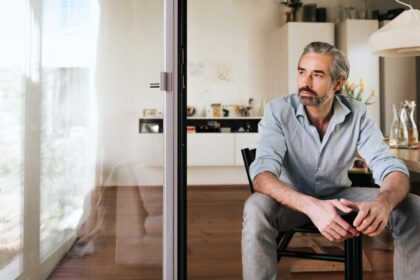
[305,199,360,243]
[340,198,391,237]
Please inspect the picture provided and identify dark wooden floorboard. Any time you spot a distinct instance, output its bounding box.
[49,186,394,279]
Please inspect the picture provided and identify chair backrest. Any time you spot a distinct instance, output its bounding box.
[241,148,256,193]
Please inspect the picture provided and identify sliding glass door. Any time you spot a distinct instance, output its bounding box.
[0,0,180,279]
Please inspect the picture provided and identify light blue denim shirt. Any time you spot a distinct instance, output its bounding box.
[250,93,409,197]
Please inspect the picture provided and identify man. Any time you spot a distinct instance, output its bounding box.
[242,41,420,280]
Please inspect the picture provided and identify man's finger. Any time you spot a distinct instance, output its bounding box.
[326,228,342,243]
[353,208,369,228]
[331,199,353,213]
[364,217,381,235]
[362,217,381,235]
[357,211,375,232]
[368,221,386,237]
[321,230,335,243]
[335,216,359,236]
[339,198,360,209]
[331,221,350,237]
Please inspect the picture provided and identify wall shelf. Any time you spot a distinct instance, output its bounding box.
[139,117,261,133]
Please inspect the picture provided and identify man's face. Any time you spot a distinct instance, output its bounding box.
[297,52,339,107]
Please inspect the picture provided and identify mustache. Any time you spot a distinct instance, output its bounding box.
[299,87,318,96]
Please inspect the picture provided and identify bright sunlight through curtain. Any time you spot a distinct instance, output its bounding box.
[0,0,99,278]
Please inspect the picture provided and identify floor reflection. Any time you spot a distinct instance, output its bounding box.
[49,187,162,280]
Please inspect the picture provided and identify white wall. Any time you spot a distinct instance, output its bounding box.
[188,0,282,115]
[337,20,381,126]
[278,22,335,96]
[381,55,417,135]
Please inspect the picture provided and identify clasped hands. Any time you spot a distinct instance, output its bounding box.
[306,198,391,243]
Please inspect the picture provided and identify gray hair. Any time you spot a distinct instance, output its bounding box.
[299,41,350,84]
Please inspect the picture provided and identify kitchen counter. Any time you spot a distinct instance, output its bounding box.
[389,147,420,173]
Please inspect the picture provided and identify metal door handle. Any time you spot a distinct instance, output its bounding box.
[149,72,172,91]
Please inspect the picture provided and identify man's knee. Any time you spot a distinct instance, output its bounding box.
[389,193,420,236]
[243,193,277,233]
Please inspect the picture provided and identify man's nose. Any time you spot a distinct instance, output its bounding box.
[302,74,313,87]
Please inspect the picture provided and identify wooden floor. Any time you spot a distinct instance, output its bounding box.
[49,186,395,280]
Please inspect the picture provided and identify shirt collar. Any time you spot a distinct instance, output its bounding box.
[296,99,306,118]
[332,95,351,124]
[295,94,351,124]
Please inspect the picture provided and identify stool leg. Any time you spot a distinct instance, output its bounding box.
[345,237,363,280]
[276,231,295,262]
[354,236,363,280]
[345,238,354,280]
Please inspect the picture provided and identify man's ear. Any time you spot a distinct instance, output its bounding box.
[334,77,346,93]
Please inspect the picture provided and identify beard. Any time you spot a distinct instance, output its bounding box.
[298,87,329,106]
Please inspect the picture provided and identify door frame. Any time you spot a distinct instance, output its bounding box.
[163,0,187,279]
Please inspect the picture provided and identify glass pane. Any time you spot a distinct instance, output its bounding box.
[47,0,165,278]
[40,0,98,257]
[92,0,165,271]
[187,1,270,278]
[0,0,26,277]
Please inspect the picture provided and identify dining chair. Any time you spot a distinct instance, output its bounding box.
[241,148,363,280]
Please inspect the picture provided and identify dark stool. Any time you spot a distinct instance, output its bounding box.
[241,148,363,280]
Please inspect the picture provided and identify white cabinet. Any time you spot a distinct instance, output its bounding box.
[187,133,259,166]
[187,134,235,166]
[137,133,259,185]
[138,133,260,167]
[279,22,335,95]
[337,20,380,126]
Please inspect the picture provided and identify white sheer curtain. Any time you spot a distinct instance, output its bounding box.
[40,0,99,258]
[0,1,26,277]
[0,0,99,278]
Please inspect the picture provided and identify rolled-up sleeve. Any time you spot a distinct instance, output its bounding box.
[250,101,288,181]
[357,109,409,184]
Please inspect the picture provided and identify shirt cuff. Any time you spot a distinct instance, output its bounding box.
[249,158,282,182]
[372,159,409,184]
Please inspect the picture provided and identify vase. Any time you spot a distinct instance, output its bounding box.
[389,104,400,147]
[399,103,409,146]
[406,101,418,145]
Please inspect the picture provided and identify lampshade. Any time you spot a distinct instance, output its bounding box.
[369,9,420,57]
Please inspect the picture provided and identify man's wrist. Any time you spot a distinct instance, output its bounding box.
[299,195,320,215]
[373,192,395,213]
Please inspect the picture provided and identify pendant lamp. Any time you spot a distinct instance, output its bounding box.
[369,0,420,57]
